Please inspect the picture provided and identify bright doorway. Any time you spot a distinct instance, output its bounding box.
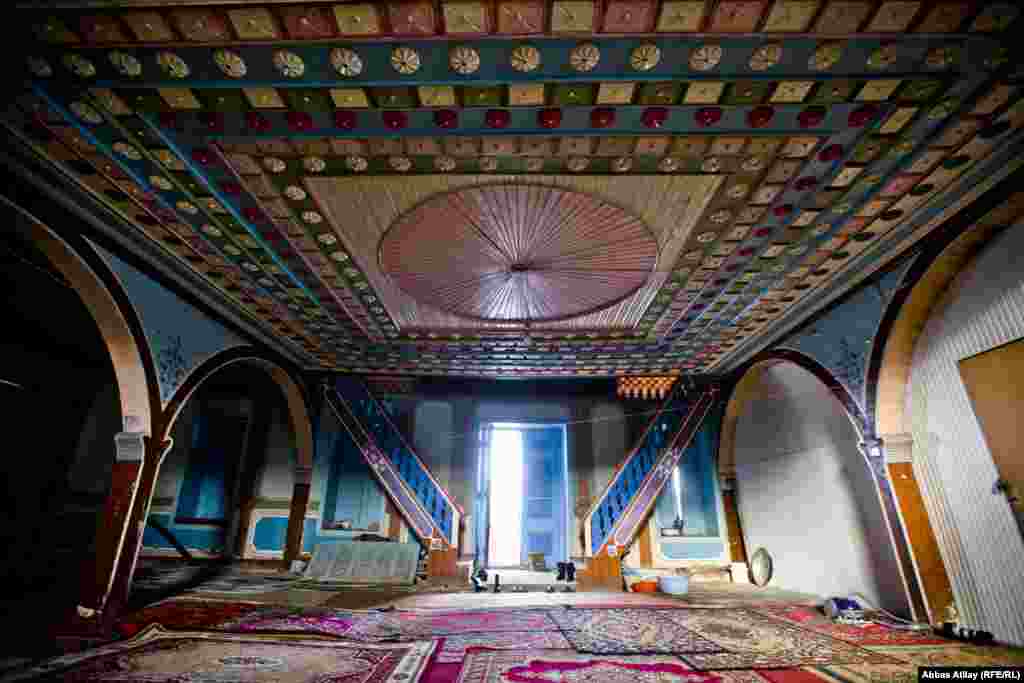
[476,423,569,570]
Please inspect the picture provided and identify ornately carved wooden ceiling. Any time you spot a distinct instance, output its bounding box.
[5,0,1023,378]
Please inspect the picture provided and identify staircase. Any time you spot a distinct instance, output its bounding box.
[581,383,719,586]
[324,378,462,553]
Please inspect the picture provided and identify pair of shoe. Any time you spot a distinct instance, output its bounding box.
[937,622,994,644]
[555,562,576,582]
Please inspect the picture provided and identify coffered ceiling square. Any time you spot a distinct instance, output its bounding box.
[656,1,705,30]
[866,2,922,32]
[597,83,637,105]
[443,1,491,34]
[508,83,547,106]
[333,4,383,35]
[496,1,546,33]
[813,1,873,32]
[551,0,596,31]
[683,82,726,104]
[763,1,820,31]
[122,11,175,41]
[227,8,280,39]
[915,2,972,32]
[709,0,767,31]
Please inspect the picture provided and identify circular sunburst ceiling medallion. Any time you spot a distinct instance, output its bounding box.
[380,185,658,323]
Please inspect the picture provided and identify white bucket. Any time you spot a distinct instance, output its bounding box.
[658,574,690,595]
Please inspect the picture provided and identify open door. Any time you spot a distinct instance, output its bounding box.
[959,338,1024,537]
[474,424,492,570]
[521,425,568,570]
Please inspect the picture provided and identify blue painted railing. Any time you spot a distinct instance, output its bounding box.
[329,377,459,546]
[587,385,716,556]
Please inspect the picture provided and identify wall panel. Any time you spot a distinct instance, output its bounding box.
[908,224,1024,644]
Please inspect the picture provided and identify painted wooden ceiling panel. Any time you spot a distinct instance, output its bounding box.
[306,173,722,333]
[7,0,1023,377]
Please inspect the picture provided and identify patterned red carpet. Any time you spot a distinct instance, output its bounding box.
[12,597,1024,682]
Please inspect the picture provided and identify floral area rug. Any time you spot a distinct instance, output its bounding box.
[547,607,725,655]
[666,609,900,670]
[3,624,435,683]
[809,643,1024,683]
[116,599,263,638]
[455,648,722,683]
[185,573,300,594]
[755,606,950,646]
[351,608,560,640]
[217,606,374,638]
[434,632,573,664]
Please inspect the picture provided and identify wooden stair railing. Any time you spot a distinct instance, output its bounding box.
[578,383,719,589]
[324,378,462,576]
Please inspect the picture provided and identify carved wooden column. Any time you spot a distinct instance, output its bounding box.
[451,398,475,561]
[233,403,271,559]
[78,431,146,617]
[570,401,593,561]
[879,433,955,624]
[720,474,749,566]
[859,437,929,623]
[101,436,174,619]
[284,466,313,567]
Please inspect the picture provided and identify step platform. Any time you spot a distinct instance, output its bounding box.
[480,569,577,593]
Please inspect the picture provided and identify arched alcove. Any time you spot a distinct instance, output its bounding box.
[725,359,910,615]
[2,200,158,643]
[155,349,315,560]
[873,216,1024,644]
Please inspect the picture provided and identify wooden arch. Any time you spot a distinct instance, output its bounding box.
[870,222,1012,437]
[720,350,867,479]
[719,349,929,621]
[155,347,316,567]
[6,196,159,436]
[865,210,1018,626]
[158,347,315,471]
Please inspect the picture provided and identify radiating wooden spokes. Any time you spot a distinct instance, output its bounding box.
[380,184,658,322]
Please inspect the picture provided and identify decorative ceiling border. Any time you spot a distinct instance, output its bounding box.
[669,72,1017,370]
[30,84,372,364]
[16,68,1020,375]
[7,96,341,362]
[0,123,316,368]
[25,37,989,88]
[6,0,1021,377]
[15,1,1020,43]
[714,114,1024,374]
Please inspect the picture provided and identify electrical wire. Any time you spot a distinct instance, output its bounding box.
[442,403,700,443]
[847,592,933,631]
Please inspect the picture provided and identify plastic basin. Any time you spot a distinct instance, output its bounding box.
[658,575,690,595]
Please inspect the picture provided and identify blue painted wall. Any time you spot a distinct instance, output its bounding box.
[776,257,919,417]
[143,512,225,553]
[90,241,247,404]
[650,405,727,562]
[320,411,387,533]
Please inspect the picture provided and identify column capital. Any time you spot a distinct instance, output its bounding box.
[878,433,914,465]
[857,438,889,479]
[113,432,146,463]
[877,432,914,447]
[861,433,914,465]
